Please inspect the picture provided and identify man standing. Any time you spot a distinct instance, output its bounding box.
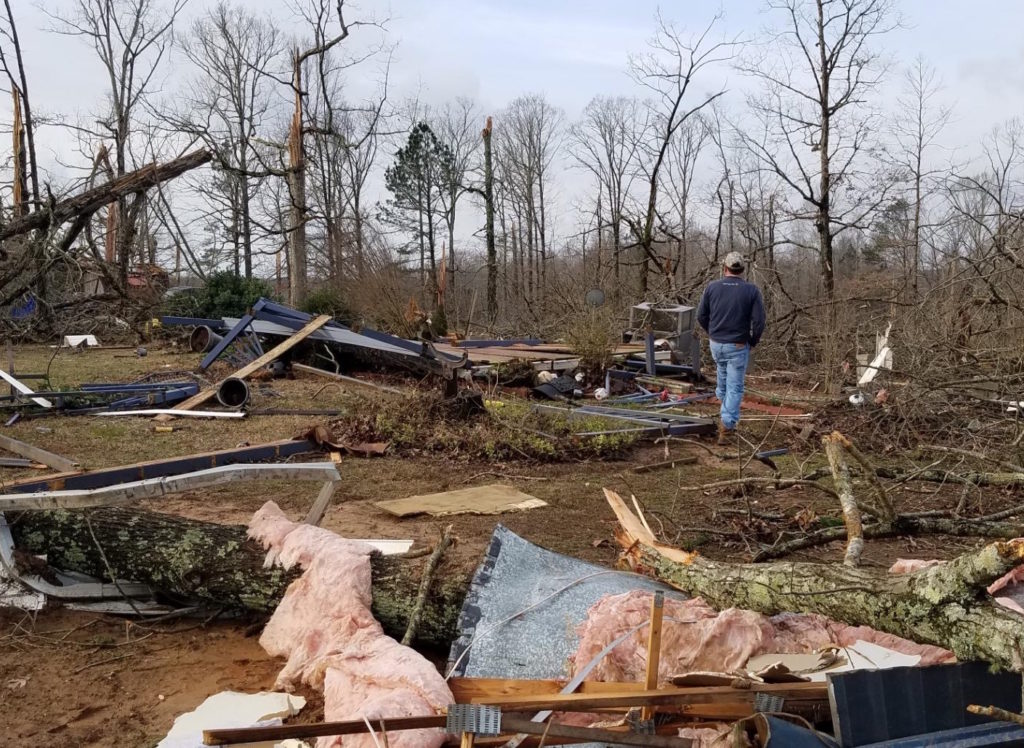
[696,252,766,445]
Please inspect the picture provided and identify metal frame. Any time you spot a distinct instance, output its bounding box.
[0,462,341,511]
[532,403,715,437]
[2,438,317,493]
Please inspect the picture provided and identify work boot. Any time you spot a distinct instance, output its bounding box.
[716,422,734,446]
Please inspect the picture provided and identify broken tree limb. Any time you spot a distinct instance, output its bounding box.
[922,445,1024,475]
[673,476,839,500]
[823,434,863,567]
[8,506,467,648]
[967,705,1024,727]
[833,432,896,521]
[753,514,1024,562]
[0,149,212,241]
[874,467,1024,488]
[604,488,1024,671]
[402,523,454,646]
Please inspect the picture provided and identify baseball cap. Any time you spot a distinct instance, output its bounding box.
[723,251,745,272]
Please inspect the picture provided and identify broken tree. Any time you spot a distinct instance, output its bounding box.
[604,489,1024,671]
[0,149,212,242]
[8,506,467,649]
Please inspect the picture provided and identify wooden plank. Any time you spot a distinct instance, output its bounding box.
[0,462,340,511]
[303,479,339,525]
[203,714,447,745]
[642,591,665,720]
[0,367,52,408]
[0,434,78,473]
[469,683,827,711]
[157,313,331,420]
[448,678,646,702]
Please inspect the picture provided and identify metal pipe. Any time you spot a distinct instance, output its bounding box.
[216,377,250,408]
[190,325,224,354]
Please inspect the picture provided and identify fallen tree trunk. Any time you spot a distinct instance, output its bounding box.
[0,149,212,241]
[8,507,467,649]
[604,489,1024,671]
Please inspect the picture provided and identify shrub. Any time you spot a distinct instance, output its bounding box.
[301,287,354,324]
[163,271,276,320]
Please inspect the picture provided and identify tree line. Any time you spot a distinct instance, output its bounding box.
[2,0,1024,386]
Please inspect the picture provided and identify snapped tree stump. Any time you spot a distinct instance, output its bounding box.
[9,507,467,650]
[604,489,1024,671]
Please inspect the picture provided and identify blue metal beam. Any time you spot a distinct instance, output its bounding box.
[159,316,226,328]
[199,314,254,370]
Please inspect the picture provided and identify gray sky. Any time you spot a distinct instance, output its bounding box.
[5,0,1024,261]
[9,1,1024,159]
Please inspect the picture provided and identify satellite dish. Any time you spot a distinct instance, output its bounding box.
[585,288,606,308]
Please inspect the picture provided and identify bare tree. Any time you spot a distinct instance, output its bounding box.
[482,115,497,322]
[49,0,186,283]
[664,115,710,284]
[627,13,739,295]
[738,0,897,388]
[285,0,368,306]
[495,94,563,308]
[569,95,645,301]
[0,0,40,213]
[338,106,384,278]
[175,1,282,278]
[893,55,951,298]
[430,96,483,301]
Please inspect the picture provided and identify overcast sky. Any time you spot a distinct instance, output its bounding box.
[7,0,1024,163]
[5,0,1024,261]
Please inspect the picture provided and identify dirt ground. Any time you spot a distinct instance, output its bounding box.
[0,344,1002,746]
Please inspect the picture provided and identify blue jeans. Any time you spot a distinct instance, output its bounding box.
[710,341,750,429]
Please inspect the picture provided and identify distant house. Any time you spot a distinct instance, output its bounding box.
[82,262,169,300]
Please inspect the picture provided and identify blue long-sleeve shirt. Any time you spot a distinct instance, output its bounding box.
[696,275,766,347]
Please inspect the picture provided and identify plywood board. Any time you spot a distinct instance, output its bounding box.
[374,484,547,518]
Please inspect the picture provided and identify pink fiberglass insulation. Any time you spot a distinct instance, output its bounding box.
[569,591,953,685]
[249,501,452,748]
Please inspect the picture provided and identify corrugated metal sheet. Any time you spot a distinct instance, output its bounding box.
[828,663,1023,746]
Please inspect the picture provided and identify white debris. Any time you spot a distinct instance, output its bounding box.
[61,335,100,348]
[0,564,45,612]
[594,387,609,400]
[857,322,893,387]
[157,691,306,748]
